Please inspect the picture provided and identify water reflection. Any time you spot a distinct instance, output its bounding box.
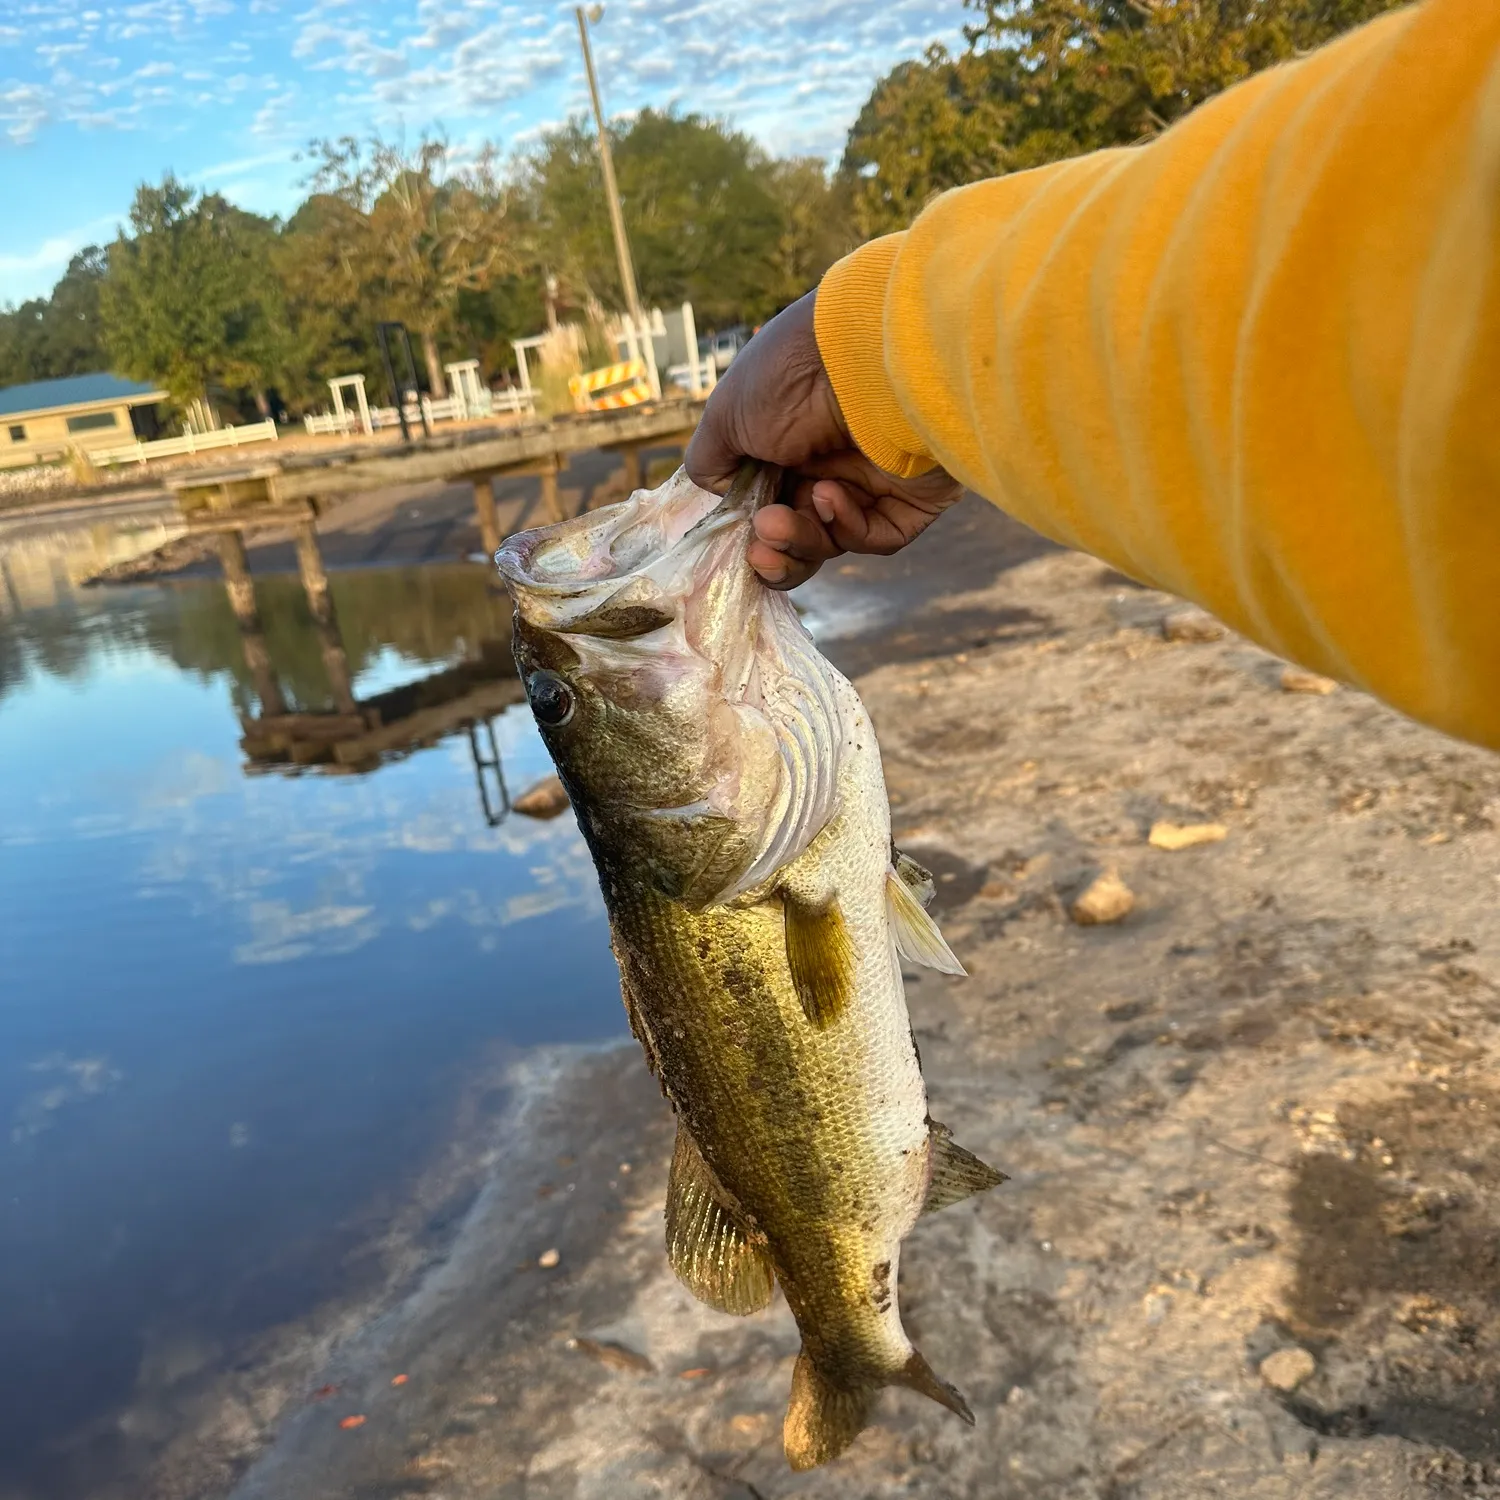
[0,561,621,1500]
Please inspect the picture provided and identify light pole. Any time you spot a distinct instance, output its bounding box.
[575,4,658,395]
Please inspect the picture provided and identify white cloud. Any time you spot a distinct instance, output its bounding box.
[12,1053,123,1142]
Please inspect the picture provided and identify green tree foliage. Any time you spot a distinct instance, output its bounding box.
[304,136,518,395]
[844,0,1409,235]
[0,247,110,386]
[527,111,848,327]
[99,176,287,409]
[273,192,382,408]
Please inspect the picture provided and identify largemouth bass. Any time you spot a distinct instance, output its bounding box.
[496,466,1003,1469]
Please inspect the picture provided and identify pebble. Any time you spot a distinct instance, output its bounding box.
[1069,870,1135,925]
[1149,821,1229,851]
[1162,607,1226,643]
[1280,665,1337,695]
[537,1247,561,1269]
[512,776,572,819]
[1259,1347,1317,1392]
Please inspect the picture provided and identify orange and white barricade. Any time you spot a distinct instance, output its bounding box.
[569,359,653,413]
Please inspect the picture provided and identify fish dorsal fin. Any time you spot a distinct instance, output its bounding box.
[923,1120,1007,1214]
[885,868,967,976]
[784,894,855,1028]
[664,1125,775,1316]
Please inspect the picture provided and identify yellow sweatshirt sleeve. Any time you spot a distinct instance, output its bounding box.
[815,0,1500,750]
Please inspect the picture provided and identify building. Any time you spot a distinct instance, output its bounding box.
[0,373,168,470]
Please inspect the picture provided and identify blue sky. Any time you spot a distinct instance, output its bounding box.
[0,0,965,307]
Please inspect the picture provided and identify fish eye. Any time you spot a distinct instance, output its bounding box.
[527,671,575,727]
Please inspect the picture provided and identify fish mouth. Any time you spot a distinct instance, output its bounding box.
[496,464,775,635]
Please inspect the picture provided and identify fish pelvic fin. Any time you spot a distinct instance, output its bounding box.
[885,867,967,977]
[923,1119,1008,1214]
[783,1353,877,1471]
[784,893,856,1029]
[664,1125,775,1316]
[892,847,936,908]
[894,1348,976,1425]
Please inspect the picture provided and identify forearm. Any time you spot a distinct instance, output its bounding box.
[816,0,1500,748]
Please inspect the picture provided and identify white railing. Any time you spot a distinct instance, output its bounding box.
[303,411,357,437]
[302,386,536,438]
[95,420,279,466]
[490,387,535,416]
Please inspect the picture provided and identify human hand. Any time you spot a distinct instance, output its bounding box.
[684,290,963,589]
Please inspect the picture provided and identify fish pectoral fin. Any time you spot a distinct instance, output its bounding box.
[923,1119,1007,1214]
[784,893,856,1029]
[885,867,967,976]
[664,1125,775,1316]
[783,1353,877,1471]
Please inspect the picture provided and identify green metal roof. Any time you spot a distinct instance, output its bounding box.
[0,373,164,418]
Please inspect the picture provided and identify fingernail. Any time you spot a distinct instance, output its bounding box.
[811,484,836,525]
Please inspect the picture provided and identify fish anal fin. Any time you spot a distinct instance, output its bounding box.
[664,1125,774,1316]
[923,1120,1007,1214]
[785,893,855,1028]
[783,1352,876,1471]
[886,868,967,977]
[895,1348,975,1425]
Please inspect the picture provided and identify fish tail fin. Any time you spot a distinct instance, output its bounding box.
[783,1351,877,1471]
[893,1347,976,1425]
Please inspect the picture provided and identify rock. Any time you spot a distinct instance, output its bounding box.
[537,1247,561,1269]
[1259,1347,1317,1393]
[567,1336,654,1374]
[1069,870,1135,926]
[513,775,571,819]
[1280,665,1337,695]
[1148,821,1228,851]
[1162,607,1226,643]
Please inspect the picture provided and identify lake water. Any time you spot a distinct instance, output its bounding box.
[0,561,624,1499]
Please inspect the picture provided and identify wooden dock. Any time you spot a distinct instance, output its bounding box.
[166,399,704,559]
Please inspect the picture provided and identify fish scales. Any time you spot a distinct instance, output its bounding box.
[496,466,1004,1469]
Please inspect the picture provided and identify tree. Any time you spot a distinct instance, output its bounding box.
[0,247,109,387]
[273,193,382,409]
[842,47,1026,239]
[761,158,858,313]
[100,177,287,413]
[526,111,819,329]
[843,0,1409,234]
[305,136,518,396]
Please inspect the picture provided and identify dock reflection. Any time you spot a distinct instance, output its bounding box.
[215,542,528,824]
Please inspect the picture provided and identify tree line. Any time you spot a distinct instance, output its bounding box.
[0,0,1403,421]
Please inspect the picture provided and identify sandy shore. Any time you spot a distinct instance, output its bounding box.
[109,496,1500,1499]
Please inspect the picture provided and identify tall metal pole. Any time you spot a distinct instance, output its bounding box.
[576,6,644,333]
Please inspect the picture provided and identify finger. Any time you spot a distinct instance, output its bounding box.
[809,480,913,556]
[753,502,841,564]
[747,538,821,590]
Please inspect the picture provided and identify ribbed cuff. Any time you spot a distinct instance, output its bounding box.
[813,234,935,480]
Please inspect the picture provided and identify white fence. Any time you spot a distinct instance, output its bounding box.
[303,386,534,437]
[95,420,279,467]
[302,411,355,437]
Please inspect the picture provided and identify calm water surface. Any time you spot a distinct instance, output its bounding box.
[0,562,622,1497]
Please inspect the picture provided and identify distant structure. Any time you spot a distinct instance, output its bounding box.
[0,373,167,470]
